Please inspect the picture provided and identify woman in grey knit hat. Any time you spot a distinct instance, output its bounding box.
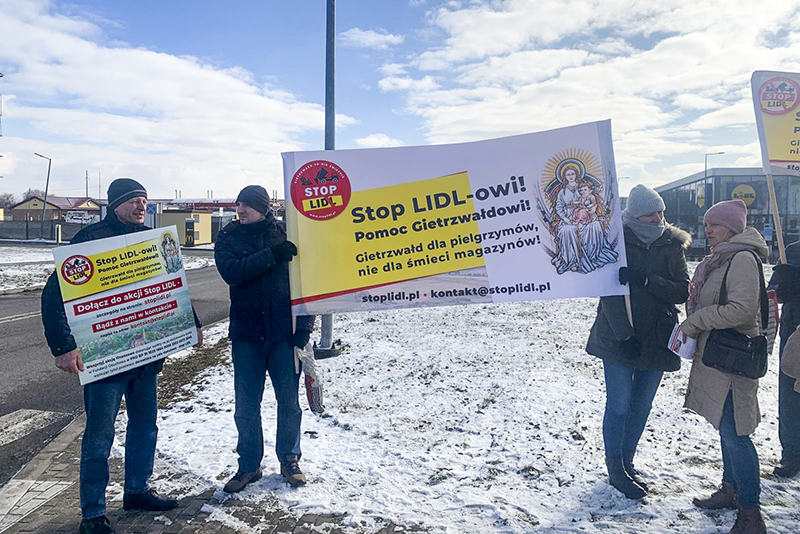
[585,184,691,499]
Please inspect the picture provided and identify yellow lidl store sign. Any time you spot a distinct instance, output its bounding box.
[288,171,485,302]
[731,184,756,207]
[56,235,169,302]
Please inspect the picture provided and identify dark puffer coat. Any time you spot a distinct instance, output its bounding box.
[214,213,314,343]
[585,224,691,372]
[41,210,201,380]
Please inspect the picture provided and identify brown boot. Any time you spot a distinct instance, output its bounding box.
[692,481,737,509]
[729,506,766,534]
[280,455,307,487]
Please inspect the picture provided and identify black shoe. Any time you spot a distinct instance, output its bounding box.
[622,457,649,492]
[79,516,115,534]
[123,489,178,511]
[280,455,307,487]
[223,467,263,493]
[774,458,800,478]
[605,456,646,499]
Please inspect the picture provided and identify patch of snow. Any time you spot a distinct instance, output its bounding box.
[146,275,798,534]
[0,246,56,264]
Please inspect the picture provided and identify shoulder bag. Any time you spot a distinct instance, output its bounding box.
[702,250,770,379]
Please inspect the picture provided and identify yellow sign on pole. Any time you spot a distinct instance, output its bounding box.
[752,71,800,177]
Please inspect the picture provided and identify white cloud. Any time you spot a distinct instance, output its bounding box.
[375,0,800,185]
[0,0,358,198]
[672,94,720,111]
[339,28,404,50]
[354,133,405,148]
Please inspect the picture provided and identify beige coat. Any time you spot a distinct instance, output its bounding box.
[680,228,768,436]
[782,327,800,393]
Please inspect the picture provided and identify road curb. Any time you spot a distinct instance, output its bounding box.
[0,286,45,297]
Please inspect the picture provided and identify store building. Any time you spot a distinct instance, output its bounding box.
[655,167,798,261]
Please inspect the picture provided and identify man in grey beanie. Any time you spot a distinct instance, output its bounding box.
[215,185,315,492]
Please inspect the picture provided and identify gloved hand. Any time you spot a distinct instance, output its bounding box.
[272,241,298,263]
[773,264,800,303]
[292,329,312,349]
[620,337,641,360]
[619,267,647,286]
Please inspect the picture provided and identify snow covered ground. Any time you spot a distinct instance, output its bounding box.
[133,271,798,534]
[0,246,215,291]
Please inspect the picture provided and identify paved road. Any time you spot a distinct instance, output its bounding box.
[0,266,229,488]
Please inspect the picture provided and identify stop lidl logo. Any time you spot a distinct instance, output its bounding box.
[61,255,94,285]
[290,160,352,221]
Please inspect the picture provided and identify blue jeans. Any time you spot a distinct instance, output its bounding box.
[232,340,302,472]
[81,372,158,519]
[602,360,663,460]
[719,392,760,507]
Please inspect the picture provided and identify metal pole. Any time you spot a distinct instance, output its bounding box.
[317,0,336,356]
[35,153,52,239]
[704,152,724,206]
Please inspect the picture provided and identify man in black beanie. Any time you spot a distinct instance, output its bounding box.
[215,185,315,491]
[41,178,202,534]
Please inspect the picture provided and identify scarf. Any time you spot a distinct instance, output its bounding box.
[622,211,665,247]
[686,240,755,314]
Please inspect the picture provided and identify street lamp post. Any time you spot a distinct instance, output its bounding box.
[34,152,52,239]
[704,151,725,205]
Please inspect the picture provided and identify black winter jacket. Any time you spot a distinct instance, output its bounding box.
[768,240,800,354]
[41,211,201,380]
[585,224,691,372]
[214,214,314,343]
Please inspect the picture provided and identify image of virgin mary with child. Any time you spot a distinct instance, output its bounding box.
[550,160,618,274]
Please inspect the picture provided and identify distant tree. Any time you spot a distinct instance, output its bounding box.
[22,188,46,201]
[0,192,15,208]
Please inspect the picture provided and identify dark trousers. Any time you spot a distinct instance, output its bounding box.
[779,368,800,462]
[602,360,664,460]
[719,392,760,508]
[232,340,302,472]
[80,373,157,519]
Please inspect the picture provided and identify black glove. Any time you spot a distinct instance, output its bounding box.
[620,337,641,360]
[272,241,298,263]
[619,267,647,287]
[773,264,800,303]
[292,329,312,349]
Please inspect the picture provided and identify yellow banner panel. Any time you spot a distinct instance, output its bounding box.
[57,236,168,302]
[289,172,485,301]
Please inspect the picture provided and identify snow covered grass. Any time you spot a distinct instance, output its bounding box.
[0,246,214,291]
[146,285,799,534]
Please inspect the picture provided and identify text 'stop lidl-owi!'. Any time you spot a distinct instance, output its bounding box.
[283,120,629,316]
[52,226,197,385]
[752,70,800,177]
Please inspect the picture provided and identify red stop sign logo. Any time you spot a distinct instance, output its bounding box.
[61,255,94,285]
[290,160,351,221]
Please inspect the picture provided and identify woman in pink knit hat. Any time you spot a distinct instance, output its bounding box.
[680,199,768,534]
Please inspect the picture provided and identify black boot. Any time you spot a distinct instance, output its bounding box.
[123,489,178,511]
[606,456,646,499]
[622,451,649,492]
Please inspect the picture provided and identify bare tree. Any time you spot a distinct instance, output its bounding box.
[0,192,15,208]
[22,188,46,201]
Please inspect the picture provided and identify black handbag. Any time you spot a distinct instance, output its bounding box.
[702,250,769,379]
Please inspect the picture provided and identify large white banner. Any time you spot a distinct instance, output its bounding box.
[283,120,628,315]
